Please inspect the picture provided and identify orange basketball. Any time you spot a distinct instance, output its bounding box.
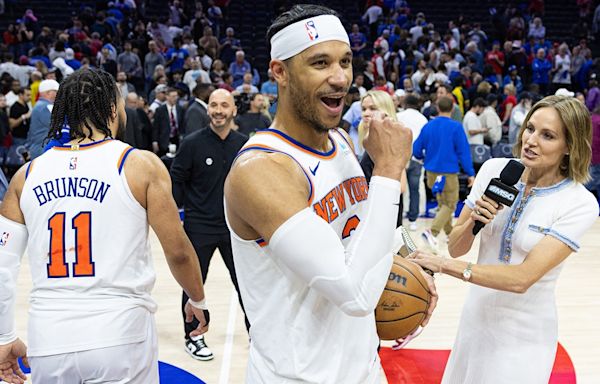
[375,255,431,340]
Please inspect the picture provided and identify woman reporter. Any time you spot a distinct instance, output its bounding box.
[411,96,598,383]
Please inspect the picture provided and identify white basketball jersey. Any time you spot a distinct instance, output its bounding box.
[20,139,157,357]
[227,129,381,383]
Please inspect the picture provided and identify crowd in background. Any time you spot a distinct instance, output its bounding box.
[0,0,597,202]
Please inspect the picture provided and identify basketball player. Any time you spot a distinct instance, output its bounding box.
[224,5,437,383]
[0,68,209,384]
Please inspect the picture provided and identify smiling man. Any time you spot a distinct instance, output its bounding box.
[170,89,249,361]
[224,5,436,383]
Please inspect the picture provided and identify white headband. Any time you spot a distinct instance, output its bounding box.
[270,14,350,60]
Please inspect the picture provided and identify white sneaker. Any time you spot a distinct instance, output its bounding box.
[409,221,418,231]
[421,229,438,249]
[185,335,214,361]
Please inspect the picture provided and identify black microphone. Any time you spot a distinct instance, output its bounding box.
[472,159,525,235]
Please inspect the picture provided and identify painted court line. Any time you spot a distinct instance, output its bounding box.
[219,288,238,384]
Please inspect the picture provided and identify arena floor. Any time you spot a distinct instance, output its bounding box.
[13,217,600,383]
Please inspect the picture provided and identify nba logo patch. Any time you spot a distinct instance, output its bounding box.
[0,232,9,246]
[69,157,77,170]
[305,20,318,41]
[338,139,352,155]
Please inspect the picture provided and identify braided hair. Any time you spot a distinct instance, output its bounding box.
[48,68,119,142]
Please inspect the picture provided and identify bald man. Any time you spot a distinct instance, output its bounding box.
[170,89,250,361]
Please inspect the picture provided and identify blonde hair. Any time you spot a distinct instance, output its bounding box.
[357,90,397,151]
[504,83,516,95]
[512,95,592,183]
[477,81,492,95]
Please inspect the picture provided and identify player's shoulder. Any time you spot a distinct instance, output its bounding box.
[231,147,298,176]
[123,148,166,176]
[228,146,307,196]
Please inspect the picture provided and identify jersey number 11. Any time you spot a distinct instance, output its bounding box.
[47,212,95,278]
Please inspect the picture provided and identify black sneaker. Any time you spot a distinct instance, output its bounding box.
[184,335,214,361]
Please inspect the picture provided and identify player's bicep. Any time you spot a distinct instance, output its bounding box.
[145,158,185,238]
[127,151,188,252]
[225,152,310,242]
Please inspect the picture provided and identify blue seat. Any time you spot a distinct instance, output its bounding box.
[470,144,492,165]
[492,142,515,158]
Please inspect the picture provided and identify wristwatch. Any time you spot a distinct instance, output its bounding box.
[462,262,473,282]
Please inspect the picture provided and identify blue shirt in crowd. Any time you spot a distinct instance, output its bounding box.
[413,116,475,176]
[532,58,552,85]
[165,47,189,72]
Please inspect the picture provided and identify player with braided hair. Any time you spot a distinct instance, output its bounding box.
[48,68,118,142]
[0,68,209,384]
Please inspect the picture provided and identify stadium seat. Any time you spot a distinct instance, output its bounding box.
[492,142,515,158]
[470,144,492,165]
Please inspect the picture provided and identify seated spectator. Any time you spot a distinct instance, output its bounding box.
[219,72,235,92]
[210,59,225,84]
[260,69,278,115]
[229,50,251,88]
[219,27,241,66]
[183,57,211,93]
[528,17,546,42]
[235,72,258,94]
[198,25,219,59]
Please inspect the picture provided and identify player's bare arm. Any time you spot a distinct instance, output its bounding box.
[124,149,209,335]
[225,150,310,242]
[0,164,29,384]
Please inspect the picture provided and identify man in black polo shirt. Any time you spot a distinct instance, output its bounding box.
[8,87,31,147]
[170,88,248,361]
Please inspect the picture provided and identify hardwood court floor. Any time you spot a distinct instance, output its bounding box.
[13,218,600,383]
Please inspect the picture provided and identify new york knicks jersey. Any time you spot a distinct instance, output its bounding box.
[20,139,157,357]
[227,128,381,383]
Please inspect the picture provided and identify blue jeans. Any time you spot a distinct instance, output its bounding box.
[406,159,423,222]
[586,164,600,201]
